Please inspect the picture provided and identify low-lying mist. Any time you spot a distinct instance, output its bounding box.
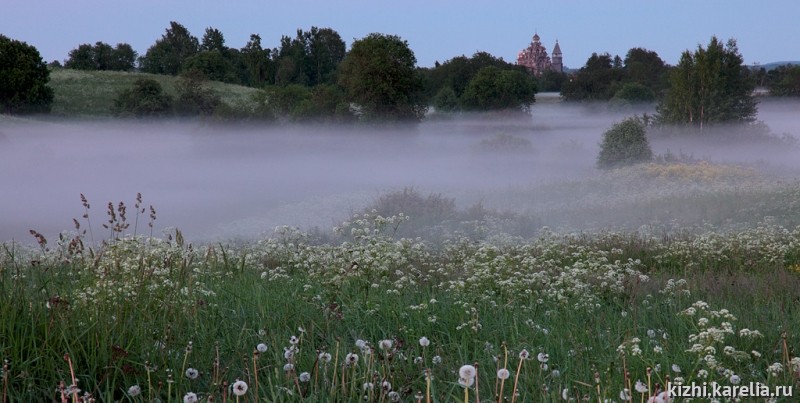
[2,95,799,244]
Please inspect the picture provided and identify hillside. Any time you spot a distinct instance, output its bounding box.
[47,68,260,117]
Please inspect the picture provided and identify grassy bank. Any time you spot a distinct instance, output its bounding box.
[47,68,260,118]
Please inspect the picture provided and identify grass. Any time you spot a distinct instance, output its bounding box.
[2,173,800,401]
[47,68,260,118]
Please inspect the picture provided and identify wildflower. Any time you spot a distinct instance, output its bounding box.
[635,380,647,393]
[519,349,530,360]
[257,343,268,353]
[729,374,740,384]
[127,385,141,397]
[698,369,709,378]
[183,392,198,403]
[414,356,423,364]
[497,368,510,379]
[551,369,560,378]
[647,329,656,338]
[289,335,299,345]
[355,339,367,349]
[299,372,311,382]
[537,352,549,363]
[283,363,294,372]
[459,364,477,380]
[458,377,474,388]
[419,336,430,347]
[346,352,359,366]
[319,352,332,363]
[767,362,783,376]
[562,388,570,400]
[388,391,401,402]
[381,380,392,391]
[620,388,631,401]
[363,382,374,391]
[379,339,393,351]
[432,355,442,364]
[232,380,248,396]
[671,364,681,373]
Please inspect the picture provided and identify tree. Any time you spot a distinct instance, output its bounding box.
[460,66,537,111]
[65,42,137,71]
[658,37,757,128]
[0,35,54,114]
[338,33,427,121]
[200,27,226,52]
[305,27,346,86]
[597,117,653,169]
[239,34,273,87]
[623,47,668,94]
[64,44,95,70]
[768,64,800,96]
[112,78,173,117]
[140,21,199,75]
[561,53,625,101]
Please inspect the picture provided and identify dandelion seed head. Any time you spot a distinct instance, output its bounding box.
[299,372,311,382]
[127,385,141,397]
[232,380,248,396]
[419,336,430,347]
[459,364,477,380]
[183,392,198,403]
[497,368,510,380]
[185,368,199,380]
[256,343,268,353]
[537,352,549,363]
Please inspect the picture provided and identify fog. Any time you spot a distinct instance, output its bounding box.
[2,94,799,243]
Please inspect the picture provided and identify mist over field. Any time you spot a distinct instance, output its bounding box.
[2,95,799,243]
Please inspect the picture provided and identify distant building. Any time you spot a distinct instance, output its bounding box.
[517,33,563,76]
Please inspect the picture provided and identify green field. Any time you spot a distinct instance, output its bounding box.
[1,164,799,402]
[47,68,260,118]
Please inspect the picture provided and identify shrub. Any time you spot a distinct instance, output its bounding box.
[174,70,221,117]
[597,117,653,169]
[111,78,173,117]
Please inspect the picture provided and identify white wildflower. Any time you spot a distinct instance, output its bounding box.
[232,380,248,396]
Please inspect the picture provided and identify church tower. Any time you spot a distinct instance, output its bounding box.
[551,40,563,73]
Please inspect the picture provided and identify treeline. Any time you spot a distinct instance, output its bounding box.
[4,22,800,122]
[56,22,541,121]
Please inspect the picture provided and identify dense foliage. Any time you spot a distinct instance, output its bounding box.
[139,21,200,75]
[0,35,54,114]
[658,37,757,127]
[423,52,538,112]
[64,42,137,71]
[338,33,427,121]
[459,66,537,111]
[111,78,173,117]
[561,48,668,102]
[597,117,653,169]
[767,64,800,96]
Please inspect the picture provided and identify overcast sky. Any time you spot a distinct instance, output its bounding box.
[3,0,799,69]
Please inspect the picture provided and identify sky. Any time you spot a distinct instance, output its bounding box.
[2,1,799,69]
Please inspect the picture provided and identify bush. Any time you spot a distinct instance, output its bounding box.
[0,35,54,114]
[610,82,656,105]
[111,78,173,117]
[597,117,653,169]
[174,70,221,117]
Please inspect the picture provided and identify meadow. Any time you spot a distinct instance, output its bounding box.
[3,79,800,401]
[2,164,800,402]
